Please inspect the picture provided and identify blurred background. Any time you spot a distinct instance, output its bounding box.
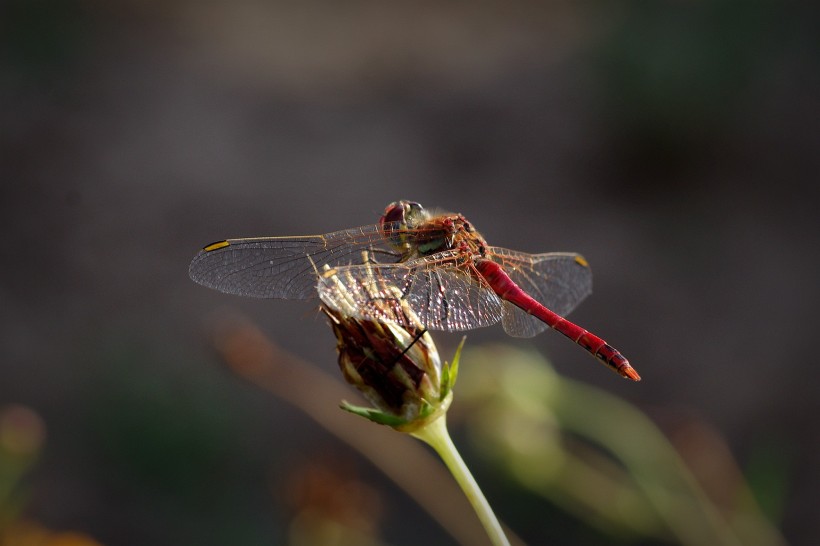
[1,0,818,544]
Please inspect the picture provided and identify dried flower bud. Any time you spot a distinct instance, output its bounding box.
[320,265,451,427]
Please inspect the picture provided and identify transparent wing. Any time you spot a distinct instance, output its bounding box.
[318,250,504,332]
[188,223,403,299]
[498,300,546,338]
[487,247,593,338]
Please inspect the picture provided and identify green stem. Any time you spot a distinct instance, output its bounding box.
[412,414,510,546]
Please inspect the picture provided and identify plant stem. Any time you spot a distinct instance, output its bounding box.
[412,414,510,546]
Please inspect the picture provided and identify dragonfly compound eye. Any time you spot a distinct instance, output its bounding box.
[380,202,406,227]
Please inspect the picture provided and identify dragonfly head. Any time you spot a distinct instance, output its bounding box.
[379,201,429,251]
[380,200,427,230]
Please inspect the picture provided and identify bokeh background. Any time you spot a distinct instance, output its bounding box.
[2,1,818,544]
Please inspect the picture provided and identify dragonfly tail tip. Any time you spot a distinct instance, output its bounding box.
[622,367,641,381]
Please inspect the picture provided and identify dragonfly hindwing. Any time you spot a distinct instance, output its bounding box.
[317,253,504,332]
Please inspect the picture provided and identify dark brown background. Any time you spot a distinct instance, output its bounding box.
[2,1,818,544]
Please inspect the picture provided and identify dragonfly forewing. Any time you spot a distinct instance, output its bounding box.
[188,223,403,299]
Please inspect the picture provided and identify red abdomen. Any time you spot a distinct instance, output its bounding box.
[475,259,639,381]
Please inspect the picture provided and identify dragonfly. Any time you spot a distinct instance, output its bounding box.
[189,201,639,381]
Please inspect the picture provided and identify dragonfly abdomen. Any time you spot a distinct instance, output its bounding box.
[475,259,640,381]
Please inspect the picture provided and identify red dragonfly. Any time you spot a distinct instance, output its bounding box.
[189,201,639,380]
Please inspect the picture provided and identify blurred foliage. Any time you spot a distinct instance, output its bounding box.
[0,0,93,81]
[283,456,389,546]
[587,0,811,191]
[595,1,778,132]
[0,405,44,532]
[3,330,790,545]
[89,348,235,499]
[80,340,279,545]
[0,405,102,546]
[744,442,792,525]
[208,315,789,545]
[452,344,788,546]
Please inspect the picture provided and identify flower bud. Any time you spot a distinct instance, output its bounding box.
[320,266,446,425]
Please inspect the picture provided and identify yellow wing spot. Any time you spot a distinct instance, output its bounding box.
[203,240,230,252]
[321,267,338,278]
[574,255,589,268]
